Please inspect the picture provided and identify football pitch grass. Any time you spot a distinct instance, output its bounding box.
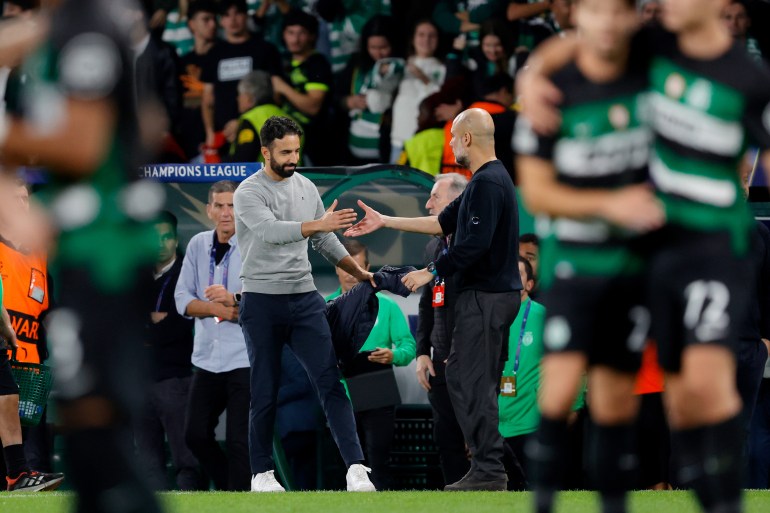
[3,490,770,513]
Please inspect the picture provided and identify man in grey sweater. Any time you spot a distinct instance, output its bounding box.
[231,115,377,492]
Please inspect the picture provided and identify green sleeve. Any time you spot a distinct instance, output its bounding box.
[469,0,503,23]
[433,0,462,35]
[382,297,416,366]
[0,274,4,306]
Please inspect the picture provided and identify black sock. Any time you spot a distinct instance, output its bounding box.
[587,423,638,513]
[3,444,29,479]
[671,416,743,513]
[65,429,161,513]
[529,416,569,513]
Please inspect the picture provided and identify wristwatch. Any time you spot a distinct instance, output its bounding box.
[233,293,242,307]
[427,262,437,276]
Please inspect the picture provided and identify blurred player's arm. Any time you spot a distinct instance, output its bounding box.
[516,34,578,135]
[1,99,115,178]
[0,15,46,68]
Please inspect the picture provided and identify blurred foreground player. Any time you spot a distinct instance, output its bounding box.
[0,0,165,511]
[515,1,662,511]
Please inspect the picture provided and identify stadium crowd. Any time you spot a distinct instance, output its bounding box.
[0,2,769,513]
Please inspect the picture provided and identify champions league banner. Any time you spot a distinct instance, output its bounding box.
[139,163,263,182]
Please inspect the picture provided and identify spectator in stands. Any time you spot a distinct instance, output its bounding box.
[389,19,446,163]
[145,0,175,37]
[499,257,545,490]
[177,0,219,161]
[136,211,200,491]
[518,233,539,279]
[272,9,334,165]
[227,70,299,163]
[336,14,400,163]
[326,240,416,489]
[253,0,300,51]
[201,0,282,155]
[513,0,574,68]
[447,19,514,101]
[439,72,515,179]
[316,0,392,75]
[399,95,447,175]
[639,0,662,26]
[433,0,505,49]
[174,181,250,491]
[507,0,551,22]
[129,2,182,144]
[722,0,764,63]
[415,173,470,487]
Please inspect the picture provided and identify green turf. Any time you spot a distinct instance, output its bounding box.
[2,490,770,513]
[0,491,770,513]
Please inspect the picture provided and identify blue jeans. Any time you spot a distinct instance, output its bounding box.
[240,291,364,474]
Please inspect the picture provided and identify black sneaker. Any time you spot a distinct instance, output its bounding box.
[7,471,65,492]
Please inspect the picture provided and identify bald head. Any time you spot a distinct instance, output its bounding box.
[449,108,497,171]
[453,108,496,141]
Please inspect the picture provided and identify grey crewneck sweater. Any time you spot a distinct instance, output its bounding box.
[234,170,349,294]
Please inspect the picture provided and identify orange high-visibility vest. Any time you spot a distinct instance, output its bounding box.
[441,101,508,179]
[0,241,48,363]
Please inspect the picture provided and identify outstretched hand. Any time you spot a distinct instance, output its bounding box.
[343,200,385,237]
[319,199,358,233]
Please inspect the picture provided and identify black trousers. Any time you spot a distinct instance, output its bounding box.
[428,360,470,486]
[135,376,201,490]
[446,290,520,480]
[355,406,395,490]
[184,367,251,491]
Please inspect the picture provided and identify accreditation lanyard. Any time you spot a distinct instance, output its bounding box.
[154,274,174,312]
[208,235,231,288]
[513,300,532,376]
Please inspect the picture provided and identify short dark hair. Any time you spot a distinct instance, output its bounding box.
[283,9,319,36]
[5,0,39,11]
[519,233,539,246]
[260,116,304,149]
[188,0,218,20]
[208,180,238,203]
[518,256,534,284]
[156,210,178,237]
[480,73,514,97]
[343,239,369,266]
[219,0,248,15]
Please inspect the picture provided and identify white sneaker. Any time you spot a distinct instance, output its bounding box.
[251,470,286,492]
[346,464,376,492]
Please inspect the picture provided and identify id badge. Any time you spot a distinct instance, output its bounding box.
[28,269,46,304]
[500,375,516,397]
[432,281,445,308]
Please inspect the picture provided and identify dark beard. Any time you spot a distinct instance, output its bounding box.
[272,161,297,178]
[455,153,470,169]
